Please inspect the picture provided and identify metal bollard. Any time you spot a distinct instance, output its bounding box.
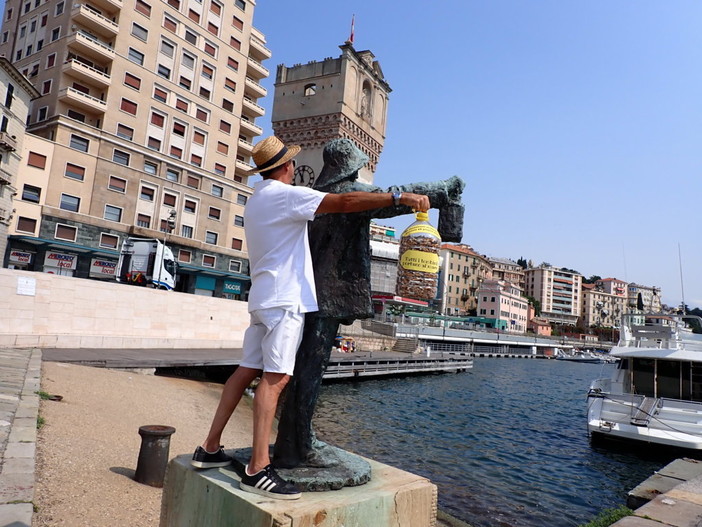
[134,425,176,487]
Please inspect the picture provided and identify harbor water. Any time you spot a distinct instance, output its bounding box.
[313,357,679,527]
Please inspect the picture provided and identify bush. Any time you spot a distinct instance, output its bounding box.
[579,506,633,527]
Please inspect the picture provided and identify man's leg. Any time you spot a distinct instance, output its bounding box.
[202,366,261,452]
[248,371,290,473]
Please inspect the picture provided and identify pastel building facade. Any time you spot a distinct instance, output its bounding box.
[477,279,529,333]
[524,265,582,325]
[438,243,492,316]
[627,283,662,312]
[580,280,628,328]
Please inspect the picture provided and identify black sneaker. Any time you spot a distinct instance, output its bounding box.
[239,464,301,500]
[190,446,233,469]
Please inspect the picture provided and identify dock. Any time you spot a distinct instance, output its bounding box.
[41,348,473,380]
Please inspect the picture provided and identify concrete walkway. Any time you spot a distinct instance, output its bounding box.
[0,348,41,527]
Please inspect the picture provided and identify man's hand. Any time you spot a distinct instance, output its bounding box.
[400,193,430,212]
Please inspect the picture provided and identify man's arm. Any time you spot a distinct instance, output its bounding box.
[315,191,429,215]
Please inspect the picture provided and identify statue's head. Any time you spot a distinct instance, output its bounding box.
[315,139,368,189]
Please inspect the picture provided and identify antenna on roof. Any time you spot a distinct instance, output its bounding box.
[679,243,686,314]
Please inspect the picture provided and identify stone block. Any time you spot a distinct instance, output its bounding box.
[161,454,437,527]
[634,493,702,527]
[0,502,33,527]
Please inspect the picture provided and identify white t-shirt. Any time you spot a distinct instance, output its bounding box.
[244,179,327,313]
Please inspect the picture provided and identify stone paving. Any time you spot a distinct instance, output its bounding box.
[0,348,41,527]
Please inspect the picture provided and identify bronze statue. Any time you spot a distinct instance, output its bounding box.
[273,138,465,480]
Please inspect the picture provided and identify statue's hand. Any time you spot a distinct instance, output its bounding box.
[445,175,465,202]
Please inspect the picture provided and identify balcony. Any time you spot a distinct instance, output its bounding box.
[58,86,107,113]
[239,117,262,136]
[244,76,267,98]
[246,57,269,80]
[0,132,17,152]
[88,0,122,14]
[0,169,12,185]
[242,97,264,117]
[235,158,254,175]
[237,137,253,154]
[66,30,115,62]
[62,58,111,88]
[71,5,119,38]
[249,35,271,61]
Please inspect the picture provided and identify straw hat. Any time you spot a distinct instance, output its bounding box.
[245,136,301,175]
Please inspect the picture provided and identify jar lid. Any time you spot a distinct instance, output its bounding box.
[415,211,429,221]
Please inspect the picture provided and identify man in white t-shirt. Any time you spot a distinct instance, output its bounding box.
[191,136,429,500]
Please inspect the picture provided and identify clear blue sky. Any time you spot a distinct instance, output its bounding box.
[253,1,702,308]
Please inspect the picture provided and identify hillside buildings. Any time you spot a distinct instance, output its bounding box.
[438,243,491,316]
[1,0,268,296]
[524,265,582,325]
[476,279,528,333]
[580,279,628,328]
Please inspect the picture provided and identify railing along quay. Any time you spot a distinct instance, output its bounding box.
[324,355,473,379]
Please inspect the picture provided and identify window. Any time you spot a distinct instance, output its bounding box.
[228,260,241,273]
[207,22,218,35]
[202,254,215,267]
[131,22,148,40]
[227,57,238,70]
[55,1,64,15]
[157,64,171,79]
[163,193,176,207]
[193,130,206,145]
[199,86,210,100]
[67,109,85,122]
[150,111,165,127]
[203,41,216,57]
[186,175,199,188]
[160,39,175,57]
[135,0,151,16]
[153,86,168,102]
[211,184,223,197]
[26,44,33,55]
[17,217,37,233]
[116,124,134,140]
[182,52,195,69]
[205,231,217,244]
[30,19,36,32]
[184,199,196,213]
[173,121,186,136]
[231,237,242,250]
[219,120,231,133]
[234,215,244,227]
[137,214,151,228]
[99,233,119,249]
[55,224,77,241]
[236,193,247,205]
[147,137,161,150]
[41,13,47,26]
[124,72,141,90]
[144,160,158,175]
[167,0,180,8]
[60,193,80,212]
[208,207,221,220]
[217,142,228,154]
[169,145,182,159]
[120,98,138,115]
[222,99,233,112]
[179,76,191,90]
[188,8,199,22]
[175,98,188,112]
[21,184,41,203]
[46,53,56,67]
[50,27,59,41]
[37,106,48,120]
[201,63,214,79]
[195,107,208,122]
[229,37,240,51]
[128,47,144,65]
[69,134,89,152]
[104,205,123,222]
[163,14,177,32]
[210,1,221,15]
[304,83,317,96]
[178,249,191,262]
[190,154,202,166]
[108,176,126,192]
[65,163,85,181]
[140,186,155,201]
[214,163,225,176]
[181,225,193,238]
[166,168,179,181]
[5,8,12,20]
[184,30,197,45]
[234,0,245,10]
[27,151,47,169]
[224,78,236,92]
[231,15,243,30]
[113,149,130,166]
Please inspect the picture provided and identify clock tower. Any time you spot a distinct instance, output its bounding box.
[272,43,391,186]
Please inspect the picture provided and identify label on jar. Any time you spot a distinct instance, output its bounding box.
[403,224,440,238]
[400,250,439,273]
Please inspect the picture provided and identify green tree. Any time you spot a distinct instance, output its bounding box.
[525,295,541,316]
[583,275,602,284]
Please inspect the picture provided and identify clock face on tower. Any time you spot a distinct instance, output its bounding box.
[293,165,316,187]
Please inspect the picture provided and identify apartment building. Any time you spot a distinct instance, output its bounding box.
[0,58,40,260]
[476,279,528,333]
[1,0,269,297]
[369,222,398,296]
[628,282,662,312]
[524,265,582,325]
[580,280,628,328]
[488,256,525,292]
[271,43,390,186]
[438,243,492,316]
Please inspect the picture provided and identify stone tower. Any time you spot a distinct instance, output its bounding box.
[272,43,391,186]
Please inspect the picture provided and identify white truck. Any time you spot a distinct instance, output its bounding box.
[116,238,177,290]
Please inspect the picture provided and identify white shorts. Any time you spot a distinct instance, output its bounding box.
[240,308,305,375]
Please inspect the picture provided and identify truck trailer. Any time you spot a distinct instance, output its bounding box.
[116,238,177,290]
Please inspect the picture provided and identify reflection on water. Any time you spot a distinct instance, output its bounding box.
[313,358,683,527]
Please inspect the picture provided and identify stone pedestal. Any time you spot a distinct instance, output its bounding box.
[160,453,437,527]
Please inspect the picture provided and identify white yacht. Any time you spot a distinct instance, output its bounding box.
[587,313,702,450]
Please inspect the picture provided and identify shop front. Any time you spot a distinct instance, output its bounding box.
[7,249,34,270]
